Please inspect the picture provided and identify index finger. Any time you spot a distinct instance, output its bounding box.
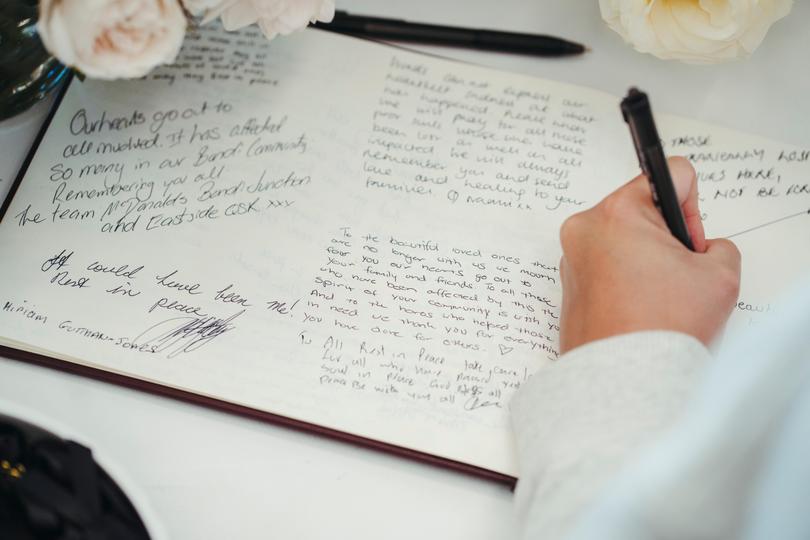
[668,156,707,253]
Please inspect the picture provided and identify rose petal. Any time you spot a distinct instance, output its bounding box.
[601,0,793,63]
[38,0,186,79]
[220,1,260,31]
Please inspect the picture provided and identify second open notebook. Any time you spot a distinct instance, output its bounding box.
[1,24,808,481]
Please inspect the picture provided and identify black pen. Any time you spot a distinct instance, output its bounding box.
[312,10,588,57]
[621,88,694,251]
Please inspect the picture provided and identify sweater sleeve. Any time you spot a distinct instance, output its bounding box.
[510,331,711,540]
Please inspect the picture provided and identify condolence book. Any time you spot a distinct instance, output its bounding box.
[1,24,808,483]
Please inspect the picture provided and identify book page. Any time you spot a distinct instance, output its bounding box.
[1,25,807,476]
[658,116,810,330]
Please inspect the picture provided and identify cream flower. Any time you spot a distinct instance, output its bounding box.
[599,0,793,63]
[37,0,187,79]
[183,0,335,39]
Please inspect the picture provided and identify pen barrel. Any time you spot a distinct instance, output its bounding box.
[622,87,694,251]
[362,22,478,46]
[315,15,584,56]
[473,30,583,56]
[642,145,695,251]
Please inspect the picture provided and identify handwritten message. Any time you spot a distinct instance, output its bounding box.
[1,24,808,475]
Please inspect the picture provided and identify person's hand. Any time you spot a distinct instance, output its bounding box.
[558,156,741,354]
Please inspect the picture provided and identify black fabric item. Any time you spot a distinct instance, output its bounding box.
[0,413,151,540]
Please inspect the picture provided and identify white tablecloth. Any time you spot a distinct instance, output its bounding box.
[1,2,808,538]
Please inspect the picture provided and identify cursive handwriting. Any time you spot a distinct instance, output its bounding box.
[41,249,73,273]
[463,395,502,411]
[133,310,244,358]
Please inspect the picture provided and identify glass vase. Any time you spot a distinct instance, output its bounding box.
[0,0,70,121]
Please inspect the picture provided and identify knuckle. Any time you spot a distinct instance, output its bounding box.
[716,266,741,301]
[599,191,632,220]
[715,238,742,268]
[559,213,584,248]
[726,241,742,265]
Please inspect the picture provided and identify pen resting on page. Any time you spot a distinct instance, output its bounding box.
[313,10,588,57]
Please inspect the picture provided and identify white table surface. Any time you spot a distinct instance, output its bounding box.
[1,2,808,538]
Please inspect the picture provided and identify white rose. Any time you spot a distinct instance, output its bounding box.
[599,0,793,63]
[183,0,335,40]
[38,0,187,79]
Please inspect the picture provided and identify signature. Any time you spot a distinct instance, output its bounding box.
[133,310,244,358]
[41,249,73,272]
[463,395,502,412]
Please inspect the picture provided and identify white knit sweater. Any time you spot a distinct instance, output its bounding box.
[511,281,810,540]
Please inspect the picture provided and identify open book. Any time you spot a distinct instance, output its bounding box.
[1,24,808,483]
